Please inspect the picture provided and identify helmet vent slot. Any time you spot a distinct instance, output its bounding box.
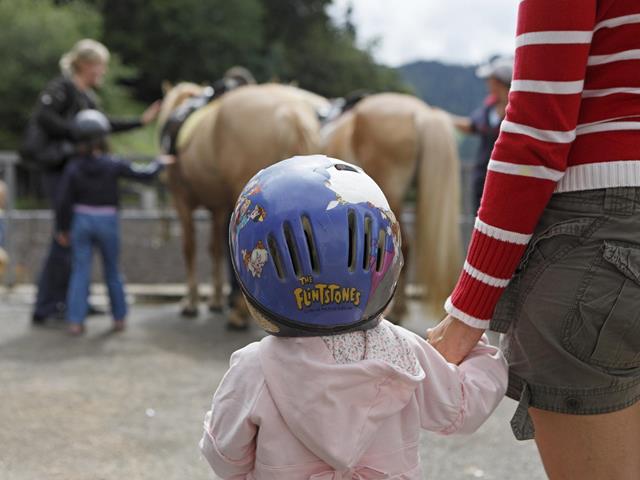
[363,215,372,271]
[348,210,357,272]
[284,222,303,277]
[301,215,320,273]
[376,229,386,272]
[334,163,359,172]
[268,235,286,280]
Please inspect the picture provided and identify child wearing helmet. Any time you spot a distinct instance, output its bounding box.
[200,155,507,479]
[55,109,174,335]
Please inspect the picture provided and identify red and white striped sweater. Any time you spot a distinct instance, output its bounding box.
[446,0,640,328]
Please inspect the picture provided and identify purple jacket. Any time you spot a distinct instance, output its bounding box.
[200,321,507,479]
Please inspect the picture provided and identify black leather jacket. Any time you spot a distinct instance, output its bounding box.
[37,76,142,137]
[21,76,142,171]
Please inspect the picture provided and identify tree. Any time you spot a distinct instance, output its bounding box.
[0,0,139,148]
[99,0,265,99]
[259,0,407,97]
[97,0,407,99]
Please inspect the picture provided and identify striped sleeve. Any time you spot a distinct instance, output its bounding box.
[446,0,598,328]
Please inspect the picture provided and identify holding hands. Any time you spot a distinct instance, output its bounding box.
[427,314,485,365]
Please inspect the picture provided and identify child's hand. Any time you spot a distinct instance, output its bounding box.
[427,314,485,365]
[158,154,176,166]
[55,232,70,247]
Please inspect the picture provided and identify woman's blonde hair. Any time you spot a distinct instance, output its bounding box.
[59,39,110,76]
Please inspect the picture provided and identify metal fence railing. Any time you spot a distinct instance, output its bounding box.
[0,151,476,289]
[0,151,18,288]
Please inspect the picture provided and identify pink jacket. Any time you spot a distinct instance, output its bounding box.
[200,320,507,479]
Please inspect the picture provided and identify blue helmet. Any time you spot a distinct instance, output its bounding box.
[230,155,403,336]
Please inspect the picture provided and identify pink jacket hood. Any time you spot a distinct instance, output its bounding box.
[258,331,425,471]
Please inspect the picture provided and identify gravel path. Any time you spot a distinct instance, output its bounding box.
[0,297,546,480]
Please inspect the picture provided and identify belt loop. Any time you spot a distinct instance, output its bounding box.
[510,383,535,440]
[603,188,634,216]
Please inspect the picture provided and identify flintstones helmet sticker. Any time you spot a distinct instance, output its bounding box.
[249,204,266,222]
[293,275,362,312]
[235,198,267,233]
[242,240,268,278]
[241,177,262,198]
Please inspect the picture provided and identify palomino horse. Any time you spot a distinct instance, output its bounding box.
[158,82,328,325]
[322,93,462,317]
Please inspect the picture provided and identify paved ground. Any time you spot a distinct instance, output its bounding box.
[0,293,547,480]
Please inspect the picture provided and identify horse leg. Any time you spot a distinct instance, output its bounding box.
[389,220,410,323]
[207,210,225,312]
[175,199,199,317]
[227,290,249,330]
[224,210,249,330]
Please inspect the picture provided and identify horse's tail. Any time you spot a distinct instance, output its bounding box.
[414,107,463,313]
[275,104,321,156]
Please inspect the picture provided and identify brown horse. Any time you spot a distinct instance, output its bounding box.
[322,93,462,317]
[158,82,328,325]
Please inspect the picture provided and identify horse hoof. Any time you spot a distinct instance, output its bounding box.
[181,306,199,318]
[226,321,249,331]
[226,309,249,330]
[208,304,224,313]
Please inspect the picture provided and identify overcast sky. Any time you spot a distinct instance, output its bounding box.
[328,0,519,67]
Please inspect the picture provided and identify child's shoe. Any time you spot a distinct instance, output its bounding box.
[68,323,85,336]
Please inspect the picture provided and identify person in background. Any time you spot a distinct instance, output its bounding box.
[449,56,513,212]
[26,39,161,325]
[429,1,640,478]
[199,155,507,479]
[55,110,173,336]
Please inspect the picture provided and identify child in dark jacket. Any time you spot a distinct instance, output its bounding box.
[55,109,173,335]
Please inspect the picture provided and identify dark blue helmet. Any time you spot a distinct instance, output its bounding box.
[230,155,403,337]
[73,109,111,141]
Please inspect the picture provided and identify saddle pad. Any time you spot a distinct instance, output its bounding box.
[176,101,221,151]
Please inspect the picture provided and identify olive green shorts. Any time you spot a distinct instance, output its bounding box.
[491,187,640,440]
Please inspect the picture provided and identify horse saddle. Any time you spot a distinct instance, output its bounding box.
[160,77,243,154]
[317,90,369,126]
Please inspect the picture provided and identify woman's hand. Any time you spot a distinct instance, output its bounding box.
[55,232,70,247]
[141,100,162,125]
[427,314,485,365]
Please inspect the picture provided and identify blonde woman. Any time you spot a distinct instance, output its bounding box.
[29,39,160,325]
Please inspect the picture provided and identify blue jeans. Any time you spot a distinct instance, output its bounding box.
[67,212,127,324]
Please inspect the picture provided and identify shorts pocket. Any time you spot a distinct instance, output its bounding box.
[563,241,640,370]
[491,217,598,334]
[518,217,598,272]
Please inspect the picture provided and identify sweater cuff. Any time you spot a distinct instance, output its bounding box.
[444,297,491,329]
[445,220,530,327]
